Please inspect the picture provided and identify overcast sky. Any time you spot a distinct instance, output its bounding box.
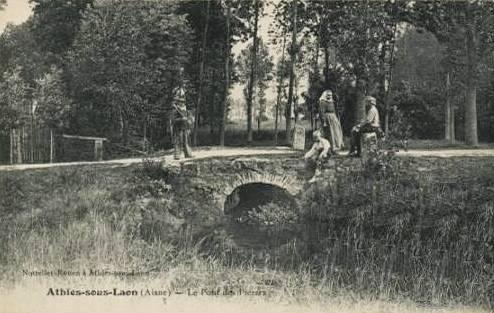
[0,0,32,32]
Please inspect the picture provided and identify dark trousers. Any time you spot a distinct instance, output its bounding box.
[173,127,192,159]
[349,124,380,156]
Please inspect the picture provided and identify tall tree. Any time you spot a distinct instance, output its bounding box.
[274,31,288,145]
[29,0,94,61]
[237,39,274,133]
[391,25,449,140]
[464,1,478,145]
[34,66,71,163]
[285,0,298,141]
[219,1,232,146]
[0,67,31,164]
[278,0,405,132]
[180,0,243,146]
[407,0,494,145]
[68,1,192,144]
[0,22,49,86]
[245,0,261,144]
[192,0,211,146]
[445,71,454,142]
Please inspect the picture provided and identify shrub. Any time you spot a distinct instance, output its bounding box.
[247,202,299,227]
[135,158,170,181]
[361,147,400,179]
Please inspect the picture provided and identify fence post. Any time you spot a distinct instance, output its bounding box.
[94,140,103,161]
[9,129,13,164]
[50,130,54,163]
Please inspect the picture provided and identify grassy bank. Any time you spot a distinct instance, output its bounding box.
[0,156,493,310]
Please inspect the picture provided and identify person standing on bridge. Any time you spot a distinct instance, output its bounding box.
[318,90,344,154]
[172,68,193,160]
[304,130,331,183]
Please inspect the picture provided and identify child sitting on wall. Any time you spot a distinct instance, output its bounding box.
[304,130,331,183]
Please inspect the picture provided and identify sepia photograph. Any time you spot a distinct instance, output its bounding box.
[0,0,493,312]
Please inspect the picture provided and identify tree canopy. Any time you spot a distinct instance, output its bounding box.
[1,0,494,164]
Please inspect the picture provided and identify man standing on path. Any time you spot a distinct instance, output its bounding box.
[348,96,381,157]
[172,69,193,160]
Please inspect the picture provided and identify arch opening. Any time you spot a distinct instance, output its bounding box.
[223,183,299,249]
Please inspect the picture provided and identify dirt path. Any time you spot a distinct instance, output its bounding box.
[0,147,493,172]
[395,149,494,158]
[0,147,299,172]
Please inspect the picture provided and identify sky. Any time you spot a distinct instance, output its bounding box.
[0,0,32,32]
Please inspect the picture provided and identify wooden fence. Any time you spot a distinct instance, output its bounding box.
[0,126,108,165]
[4,125,52,164]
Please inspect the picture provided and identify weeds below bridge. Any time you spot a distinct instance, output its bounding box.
[0,157,492,311]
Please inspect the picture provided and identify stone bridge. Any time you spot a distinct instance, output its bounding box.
[167,151,362,219]
[163,152,364,250]
[175,155,306,213]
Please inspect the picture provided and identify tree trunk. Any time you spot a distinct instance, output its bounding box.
[378,39,388,132]
[30,114,34,163]
[324,44,330,86]
[465,9,478,146]
[450,103,455,143]
[246,0,260,145]
[21,127,25,162]
[286,0,298,144]
[274,32,287,146]
[309,27,321,133]
[220,6,231,147]
[445,71,453,142]
[384,8,398,136]
[208,73,218,137]
[9,129,13,164]
[384,80,390,135]
[355,0,369,126]
[383,28,397,136]
[50,129,54,163]
[356,78,366,124]
[122,118,129,145]
[118,105,129,145]
[16,129,22,164]
[143,114,147,153]
[193,0,211,146]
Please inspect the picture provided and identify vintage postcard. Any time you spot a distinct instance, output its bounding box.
[0,0,493,312]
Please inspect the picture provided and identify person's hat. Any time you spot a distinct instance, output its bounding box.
[364,96,376,105]
[319,90,333,102]
[313,130,322,138]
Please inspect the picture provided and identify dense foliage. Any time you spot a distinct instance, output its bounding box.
[1,0,494,163]
[67,1,192,146]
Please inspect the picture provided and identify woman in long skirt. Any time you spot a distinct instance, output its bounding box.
[318,90,344,152]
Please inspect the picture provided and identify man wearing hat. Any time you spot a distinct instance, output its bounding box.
[171,70,193,160]
[318,89,344,153]
[349,96,381,157]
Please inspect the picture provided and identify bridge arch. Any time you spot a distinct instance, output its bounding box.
[218,172,303,212]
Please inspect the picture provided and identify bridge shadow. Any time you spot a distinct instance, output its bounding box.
[223,183,299,250]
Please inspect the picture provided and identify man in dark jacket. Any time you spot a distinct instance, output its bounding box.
[172,74,193,160]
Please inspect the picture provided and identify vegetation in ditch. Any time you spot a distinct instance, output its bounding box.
[0,156,493,310]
